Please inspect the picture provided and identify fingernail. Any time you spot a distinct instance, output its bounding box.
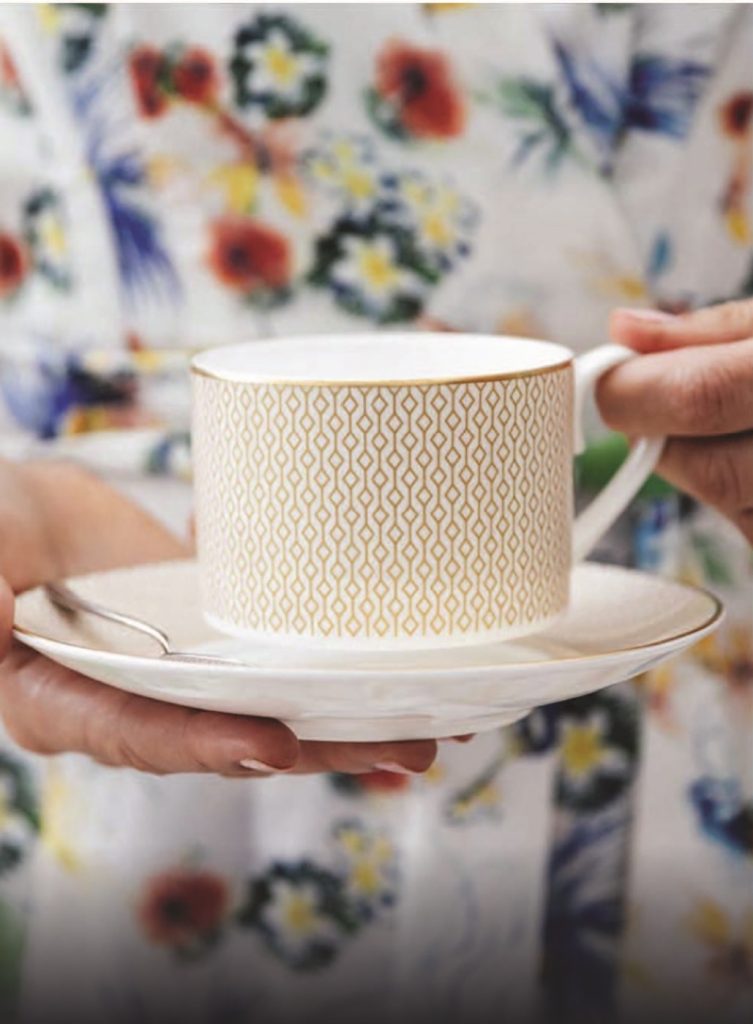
[240,758,279,773]
[373,761,426,775]
[616,308,675,322]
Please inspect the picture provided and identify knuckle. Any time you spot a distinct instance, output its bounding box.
[671,364,730,433]
[689,445,747,509]
[183,711,217,772]
[109,695,161,774]
[717,299,753,335]
[0,663,49,754]
[0,703,46,755]
[111,732,157,774]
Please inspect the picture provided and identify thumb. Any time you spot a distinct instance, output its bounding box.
[610,299,753,352]
[0,576,15,661]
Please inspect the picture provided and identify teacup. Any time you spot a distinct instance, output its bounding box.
[191,334,662,649]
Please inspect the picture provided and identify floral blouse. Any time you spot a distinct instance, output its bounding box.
[0,5,751,1024]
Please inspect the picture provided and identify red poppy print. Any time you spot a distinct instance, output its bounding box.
[138,869,229,950]
[373,39,465,140]
[0,232,28,298]
[128,45,169,119]
[172,46,219,105]
[720,91,753,139]
[718,91,753,244]
[208,216,291,294]
[0,43,20,90]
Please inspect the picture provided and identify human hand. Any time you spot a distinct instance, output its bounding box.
[0,460,436,777]
[597,300,753,543]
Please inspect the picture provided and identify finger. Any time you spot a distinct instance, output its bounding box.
[611,299,753,352]
[291,739,437,776]
[596,338,753,437]
[0,578,13,661]
[657,433,753,541]
[0,647,299,775]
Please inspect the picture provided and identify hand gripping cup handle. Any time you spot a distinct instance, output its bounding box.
[572,344,665,563]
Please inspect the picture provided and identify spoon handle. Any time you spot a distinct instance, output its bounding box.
[45,581,172,655]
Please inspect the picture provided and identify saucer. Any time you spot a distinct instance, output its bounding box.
[13,561,722,742]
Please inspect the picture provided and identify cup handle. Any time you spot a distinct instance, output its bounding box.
[572,344,665,562]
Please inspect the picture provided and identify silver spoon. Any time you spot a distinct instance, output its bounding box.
[45,581,246,667]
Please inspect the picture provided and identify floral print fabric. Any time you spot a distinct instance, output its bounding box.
[0,4,751,1023]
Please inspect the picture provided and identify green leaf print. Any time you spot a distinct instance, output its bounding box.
[0,899,25,1015]
[691,532,735,587]
[481,77,576,173]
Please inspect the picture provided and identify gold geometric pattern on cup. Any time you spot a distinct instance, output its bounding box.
[192,366,573,640]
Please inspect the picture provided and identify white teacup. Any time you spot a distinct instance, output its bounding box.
[191,334,662,649]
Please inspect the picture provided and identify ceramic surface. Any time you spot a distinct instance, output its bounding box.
[192,334,574,648]
[14,560,722,742]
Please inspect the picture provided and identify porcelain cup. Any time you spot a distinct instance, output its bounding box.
[191,333,663,649]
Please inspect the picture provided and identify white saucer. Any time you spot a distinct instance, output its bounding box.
[13,561,722,742]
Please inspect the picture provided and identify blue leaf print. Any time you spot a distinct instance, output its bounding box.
[552,39,624,153]
[647,230,672,282]
[0,354,75,438]
[689,777,753,858]
[0,348,135,439]
[543,801,631,1019]
[625,55,710,138]
[550,41,709,168]
[66,63,181,306]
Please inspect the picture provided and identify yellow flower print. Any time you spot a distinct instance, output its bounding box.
[725,207,751,245]
[357,241,402,291]
[208,130,308,220]
[38,212,66,258]
[335,823,398,911]
[495,307,543,339]
[634,663,679,733]
[689,899,753,989]
[562,720,602,780]
[337,825,369,859]
[421,210,453,248]
[278,887,319,934]
[261,877,339,962]
[560,711,629,794]
[400,180,459,246]
[400,176,433,211]
[698,624,752,675]
[332,139,359,166]
[572,249,648,302]
[36,4,61,34]
[423,761,446,785]
[449,781,501,823]
[391,174,476,268]
[274,175,308,218]
[40,769,80,872]
[333,235,413,313]
[23,188,71,290]
[308,156,336,184]
[263,42,299,89]
[337,825,394,869]
[305,134,380,211]
[248,31,317,101]
[349,859,382,897]
[693,623,753,709]
[341,167,377,204]
[208,164,261,215]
